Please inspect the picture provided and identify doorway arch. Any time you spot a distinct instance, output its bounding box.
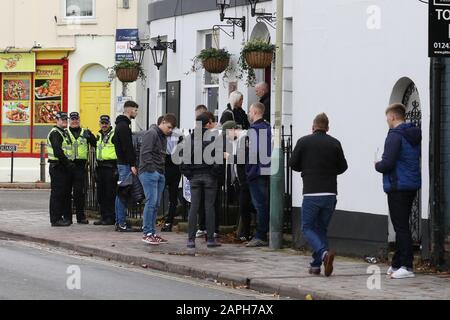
[389,77,422,246]
[79,64,111,131]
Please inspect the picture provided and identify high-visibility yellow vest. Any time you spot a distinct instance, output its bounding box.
[67,128,88,160]
[47,127,73,161]
[96,130,117,161]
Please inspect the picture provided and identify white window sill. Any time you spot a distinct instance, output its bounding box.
[57,18,98,26]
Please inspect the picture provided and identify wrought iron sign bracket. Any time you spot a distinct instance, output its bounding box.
[213,24,237,39]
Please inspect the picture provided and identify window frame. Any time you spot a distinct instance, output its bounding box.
[63,0,96,20]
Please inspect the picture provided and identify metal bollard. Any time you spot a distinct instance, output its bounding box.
[40,142,46,183]
[10,152,14,184]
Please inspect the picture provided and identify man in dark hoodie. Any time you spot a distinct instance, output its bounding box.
[113,100,139,232]
[181,111,223,249]
[139,114,177,245]
[245,102,272,247]
[375,103,421,279]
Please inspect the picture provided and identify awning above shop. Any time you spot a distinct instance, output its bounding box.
[0,48,76,71]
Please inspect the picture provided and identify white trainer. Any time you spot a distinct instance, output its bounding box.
[195,230,207,238]
[390,267,415,279]
[386,266,398,275]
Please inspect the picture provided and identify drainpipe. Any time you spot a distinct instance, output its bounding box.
[269,0,284,249]
[430,57,445,267]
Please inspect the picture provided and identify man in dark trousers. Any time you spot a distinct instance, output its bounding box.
[255,82,271,123]
[289,113,348,277]
[139,114,177,245]
[113,100,139,231]
[181,111,223,248]
[94,115,117,226]
[158,116,183,232]
[375,103,421,279]
[67,112,96,224]
[47,112,73,227]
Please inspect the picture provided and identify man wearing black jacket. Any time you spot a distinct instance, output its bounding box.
[47,112,73,227]
[67,112,96,224]
[181,112,223,249]
[113,100,139,232]
[289,113,348,277]
[255,82,271,123]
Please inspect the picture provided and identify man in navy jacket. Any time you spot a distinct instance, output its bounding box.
[245,102,272,247]
[375,103,421,279]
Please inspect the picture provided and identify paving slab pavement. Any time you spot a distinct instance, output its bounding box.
[0,210,448,300]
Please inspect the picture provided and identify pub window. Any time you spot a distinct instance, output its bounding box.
[202,32,220,119]
[65,0,95,18]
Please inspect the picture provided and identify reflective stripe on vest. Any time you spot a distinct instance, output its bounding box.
[47,127,73,161]
[67,128,88,160]
[96,130,117,161]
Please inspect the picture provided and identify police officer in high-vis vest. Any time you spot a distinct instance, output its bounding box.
[67,112,97,224]
[48,112,74,227]
[94,115,118,226]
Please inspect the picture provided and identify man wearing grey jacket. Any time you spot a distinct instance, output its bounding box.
[139,114,177,245]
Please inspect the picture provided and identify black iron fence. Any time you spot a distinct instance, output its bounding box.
[84,125,293,231]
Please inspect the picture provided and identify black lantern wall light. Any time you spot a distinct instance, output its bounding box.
[214,0,246,39]
[131,35,176,70]
[247,0,276,29]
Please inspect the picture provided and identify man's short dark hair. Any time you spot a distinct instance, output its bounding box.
[195,105,208,113]
[162,113,177,128]
[124,101,139,109]
[157,116,164,125]
[386,103,406,120]
[196,111,215,127]
[313,113,329,131]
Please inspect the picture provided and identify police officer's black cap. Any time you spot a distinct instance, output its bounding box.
[100,115,111,123]
[69,112,80,120]
[55,112,68,120]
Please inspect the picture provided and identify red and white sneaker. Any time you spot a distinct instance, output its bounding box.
[153,234,168,244]
[142,234,153,244]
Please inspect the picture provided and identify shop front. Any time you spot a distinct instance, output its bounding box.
[0,50,71,158]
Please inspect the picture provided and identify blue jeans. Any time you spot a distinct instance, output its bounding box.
[301,195,337,268]
[248,176,270,241]
[115,165,131,226]
[139,171,165,235]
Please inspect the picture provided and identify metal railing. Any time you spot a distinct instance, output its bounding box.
[83,126,293,229]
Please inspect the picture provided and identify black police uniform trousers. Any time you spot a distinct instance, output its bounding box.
[96,163,117,223]
[49,163,72,224]
[69,160,87,222]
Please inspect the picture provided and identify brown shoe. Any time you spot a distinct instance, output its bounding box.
[323,251,335,277]
[308,267,321,276]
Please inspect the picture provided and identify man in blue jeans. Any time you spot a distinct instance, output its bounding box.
[113,101,139,232]
[139,114,177,245]
[289,113,348,276]
[246,102,272,248]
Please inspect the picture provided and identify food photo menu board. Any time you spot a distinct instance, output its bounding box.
[1,73,32,153]
[32,65,64,154]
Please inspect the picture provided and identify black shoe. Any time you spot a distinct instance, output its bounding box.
[94,219,115,226]
[115,223,139,232]
[161,223,172,232]
[51,220,71,227]
[77,219,89,224]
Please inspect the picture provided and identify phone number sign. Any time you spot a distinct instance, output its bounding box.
[429,0,450,57]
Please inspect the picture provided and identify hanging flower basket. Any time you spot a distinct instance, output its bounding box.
[244,51,273,69]
[115,68,140,83]
[202,57,230,74]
